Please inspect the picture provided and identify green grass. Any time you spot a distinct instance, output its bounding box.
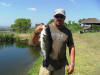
[71,32,100,75]
[28,31,100,75]
[0,33,14,42]
[28,57,42,75]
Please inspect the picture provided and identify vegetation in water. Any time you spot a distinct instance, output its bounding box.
[0,33,15,42]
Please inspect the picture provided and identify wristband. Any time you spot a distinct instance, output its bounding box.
[71,62,75,66]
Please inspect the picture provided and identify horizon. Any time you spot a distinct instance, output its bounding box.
[0,0,100,26]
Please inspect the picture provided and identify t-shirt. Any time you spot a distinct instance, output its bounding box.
[48,23,74,67]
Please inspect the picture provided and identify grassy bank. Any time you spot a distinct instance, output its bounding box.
[0,32,34,46]
[28,31,100,75]
[0,33,14,42]
[28,57,42,75]
[14,33,32,40]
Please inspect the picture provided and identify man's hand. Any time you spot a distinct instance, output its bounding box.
[34,25,43,34]
[67,64,74,74]
[32,25,43,45]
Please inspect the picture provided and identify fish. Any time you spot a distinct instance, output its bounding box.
[40,24,52,67]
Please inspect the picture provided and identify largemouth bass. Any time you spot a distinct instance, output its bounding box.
[40,24,52,67]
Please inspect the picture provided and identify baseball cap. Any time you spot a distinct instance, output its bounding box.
[54,8,66,17]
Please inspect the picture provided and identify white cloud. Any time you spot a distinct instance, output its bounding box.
[28,8,37,11]
[0,2,11,7]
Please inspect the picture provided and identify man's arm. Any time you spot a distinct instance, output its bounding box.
[67,45,75,74]
[32,25,42,45]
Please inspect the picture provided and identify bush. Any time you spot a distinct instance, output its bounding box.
[65,21,82,32]
[92,24,100,31]
[47,19,82,32]
[0,33,15,42]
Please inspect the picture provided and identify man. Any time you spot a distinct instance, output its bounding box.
[32,8,75,75]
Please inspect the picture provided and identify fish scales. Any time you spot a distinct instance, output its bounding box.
[40,25,52,67]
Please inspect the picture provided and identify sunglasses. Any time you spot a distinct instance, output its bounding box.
[55,15,65,19]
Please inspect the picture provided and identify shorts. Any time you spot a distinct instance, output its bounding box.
[39,65,65,75]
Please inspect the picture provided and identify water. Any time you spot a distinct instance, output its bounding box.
[0,42,41,75]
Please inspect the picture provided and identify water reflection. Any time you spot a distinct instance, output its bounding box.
[16,41,41,58]
[29,46,41,58]
[0,41,41,58]
[0,42,14,49]
[16,42,29,48]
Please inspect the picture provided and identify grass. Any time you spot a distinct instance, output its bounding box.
[28,57,42,75]
[0,33,14,42]
[28,31,100,75]
[0,31,34,46]
[14,33,32,40]
[13,33,34,46]
[71,32,100,75]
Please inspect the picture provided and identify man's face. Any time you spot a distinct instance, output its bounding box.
[54,14,65,26]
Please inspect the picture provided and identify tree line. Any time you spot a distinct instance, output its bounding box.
[11,18,86,33]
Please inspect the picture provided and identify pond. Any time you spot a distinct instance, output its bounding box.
[0,41,41,75]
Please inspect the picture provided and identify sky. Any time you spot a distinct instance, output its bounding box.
[0,0,100,27]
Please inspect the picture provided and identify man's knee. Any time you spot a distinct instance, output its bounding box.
[39,65,50,75]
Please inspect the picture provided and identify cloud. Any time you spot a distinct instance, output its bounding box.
[27,8,37,11]
[0,2,11,7]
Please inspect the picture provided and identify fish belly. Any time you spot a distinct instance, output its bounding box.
[40,26,47,60]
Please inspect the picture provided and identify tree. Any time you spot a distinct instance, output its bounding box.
[78,18,86,24]
[67,20,72,26]
[67,21,82,32]
[47,19,54,24]
[11,18,31,33]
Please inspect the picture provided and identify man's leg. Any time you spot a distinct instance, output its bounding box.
[39,65,51,75]
[52,67,65,75]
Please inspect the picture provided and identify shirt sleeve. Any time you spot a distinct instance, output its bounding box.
[66,31,74,47]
